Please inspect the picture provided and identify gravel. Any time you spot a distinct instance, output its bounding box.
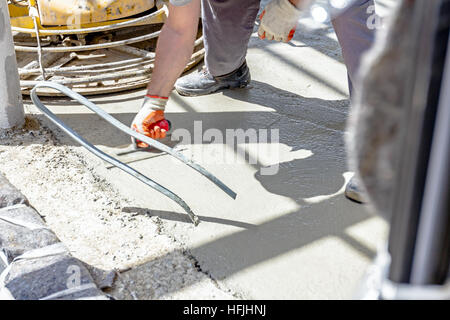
[0,116,235,299]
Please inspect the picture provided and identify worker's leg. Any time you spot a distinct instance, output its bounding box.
[175,0,260,96]
[202,0,261,76]
[331,0,376,96]
[332,0,377,202]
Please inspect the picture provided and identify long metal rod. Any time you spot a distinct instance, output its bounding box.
[30,87,199,225]
[20,50,205,87]
[22,66,153,87]
[30,82,237,214]
[410,31,450,285]
[31,14,46,80]
[15,30,160,53]
[19,57,151,76]
[17,37,203,76]
[387,0,441,283]
[22,60,153,77]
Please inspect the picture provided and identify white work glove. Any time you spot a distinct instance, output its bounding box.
[258,0,302,42]
[131,95,169,147]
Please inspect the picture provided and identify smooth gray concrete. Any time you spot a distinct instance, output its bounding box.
[23,0,396,299]
[0,0,24,129]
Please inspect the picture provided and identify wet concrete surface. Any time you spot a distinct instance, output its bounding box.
[23,0,396,299]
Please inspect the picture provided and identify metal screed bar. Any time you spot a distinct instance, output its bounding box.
[31,82,238,225]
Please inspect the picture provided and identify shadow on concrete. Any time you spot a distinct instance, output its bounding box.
[109,191,375,299]
[122,207,258,230]
[22,87,144,106]
[190,195,375,281]
[6,1,396,298]
[14,65,377,299]
[18,81,348,149]
[95,82,373,297]
[260,45,349,97]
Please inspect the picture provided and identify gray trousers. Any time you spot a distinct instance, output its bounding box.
[201,0,376,95]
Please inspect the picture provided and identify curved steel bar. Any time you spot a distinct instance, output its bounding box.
[21,48,205,87]
[31,82,236,199]
[30,85,200,225]
[21,66,153,87]
[21,60,152,77]
[19,58,153,76]
[31,82,236,197]
[17,37,203,76]
[15,30,160,53]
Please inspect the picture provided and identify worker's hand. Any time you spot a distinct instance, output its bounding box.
[131,95,169,148]
[258,0,302,42]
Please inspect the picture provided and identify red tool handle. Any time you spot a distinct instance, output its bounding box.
[147,119,171,132]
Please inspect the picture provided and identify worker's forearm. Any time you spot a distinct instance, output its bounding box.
[146,23,197,97]
[288,0,311,9]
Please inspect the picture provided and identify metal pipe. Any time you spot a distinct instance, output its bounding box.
[18,56,153,76]
[19,38,204,76]
[30,82,238,222]
[31,13,46,80]
[20,49,205,87]
[21,66,153,87]
[410,31,450,285]
[15,30,161,53]
[30,86,199,225]
[0,0,24,129]
[40,61,154,76]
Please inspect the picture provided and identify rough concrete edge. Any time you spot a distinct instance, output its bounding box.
[18,113,241,299]
[0,171,111,300]
[68,139,243,300]
[153,217,246,300]
[0,170,29,209]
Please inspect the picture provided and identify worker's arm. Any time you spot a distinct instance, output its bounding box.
[258,0,310,42]
[289,0,308,7]
[131,0,200,146]
[147,1,200,97]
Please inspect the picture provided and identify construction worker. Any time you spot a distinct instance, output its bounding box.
[132,0,376,202]
[174,0,377,202]
[131,0,200,148]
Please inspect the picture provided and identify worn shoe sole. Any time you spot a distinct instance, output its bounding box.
[176,80,250,97]
[345,188,365,203]
[175,71,251,97]
[344,179,367,204]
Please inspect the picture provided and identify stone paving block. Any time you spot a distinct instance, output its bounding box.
[0,257,6,274]
[0,205,60,263]
[0,205,108,300]
[82,263,116,290]
[0,174,28,209]
[1,243,107,300]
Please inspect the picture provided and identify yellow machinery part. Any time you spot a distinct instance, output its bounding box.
[9,12,165,35]
[8,1,166,35]
[36,0,155,26]
[7,2,29,18]
[9,0,205,96]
